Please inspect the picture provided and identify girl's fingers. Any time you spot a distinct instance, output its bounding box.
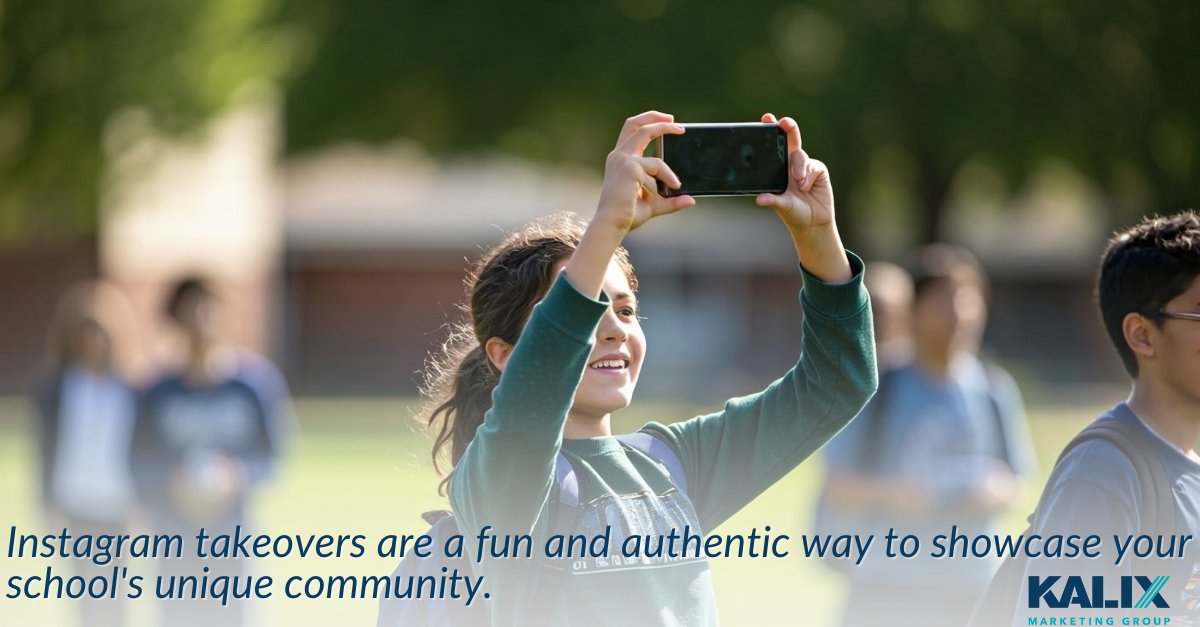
[763,114,804,180]
[618,111,675,145]
[630,159,694,216]
[791,149,810,184]
[618,121,685,155]
[755,192,794,213]
[780,116,802,152]
[655,194,696,216]
[779,117,804,181]
[633,156,682,189]
[801,159,829,193]
[634,166,660,200]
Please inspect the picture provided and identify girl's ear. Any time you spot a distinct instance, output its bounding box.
[484,338,515,372]
[1123,312,1156,361]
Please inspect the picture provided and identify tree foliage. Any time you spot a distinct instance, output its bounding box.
[1,0,1195,245]
[284,0,1198,243]
[0,0,298,244]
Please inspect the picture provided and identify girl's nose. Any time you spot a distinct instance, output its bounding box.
[599,311,629,342]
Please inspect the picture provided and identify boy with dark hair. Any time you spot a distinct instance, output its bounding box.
[131,276,293,627]
[1010,212,1200,626]
[164,277,215,324]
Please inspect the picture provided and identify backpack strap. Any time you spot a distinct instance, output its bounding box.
[967,416,1176,627]
[393,452,604,627]
[1049,419,1175,536]
[549,432,688,523]
[617,430,688,495]
[552,453,580,509]
[530,435,688,627]
[525,452,583,627]
[421,509,453,525]
[377,514,481,627]
[978,361,1014,466]
[429,515,477,627]
[529,435,686,626]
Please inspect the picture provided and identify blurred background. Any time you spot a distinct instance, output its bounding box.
[0,0,1196,625]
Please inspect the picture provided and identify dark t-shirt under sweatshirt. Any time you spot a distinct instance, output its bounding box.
[450,253,877,627]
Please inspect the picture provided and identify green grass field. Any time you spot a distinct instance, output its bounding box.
[0,395,1118,627]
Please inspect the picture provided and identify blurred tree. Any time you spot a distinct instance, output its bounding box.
[282,0,1197,244]
[3,0,1194,246]
[0,0,301,245]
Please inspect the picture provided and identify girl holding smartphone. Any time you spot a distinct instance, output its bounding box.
[423,111,877,626]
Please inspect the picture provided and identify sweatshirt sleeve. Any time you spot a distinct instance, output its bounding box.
[644,252,878,531]
[449,273,610,538]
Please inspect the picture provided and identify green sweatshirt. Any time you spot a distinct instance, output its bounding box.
[449,253,877,627]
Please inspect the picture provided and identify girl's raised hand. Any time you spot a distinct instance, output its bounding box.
[594,111,696,233]
[754,113,834,231]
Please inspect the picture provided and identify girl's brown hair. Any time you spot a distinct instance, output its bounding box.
[422,213,636,494]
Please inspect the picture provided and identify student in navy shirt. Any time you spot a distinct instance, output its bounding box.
[131,277,292,627]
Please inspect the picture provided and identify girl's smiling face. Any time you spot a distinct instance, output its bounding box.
[568,259,646,425]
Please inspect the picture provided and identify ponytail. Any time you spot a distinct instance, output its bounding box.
[425,341,497,495]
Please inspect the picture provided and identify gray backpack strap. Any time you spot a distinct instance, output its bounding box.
[530,453,583,627]
[1077,421,1175,537]
[533,438,685,627]
[967,416,1176,627]
[553,452,579,508]
[377,514,486,627]
[548,451,585,540]
[617,430,688,495]
[979,360,1014,465]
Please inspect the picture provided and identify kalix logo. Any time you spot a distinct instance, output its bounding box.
[1029,576,1170,609]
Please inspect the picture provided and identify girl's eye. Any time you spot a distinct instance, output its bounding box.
[618,307,638,318]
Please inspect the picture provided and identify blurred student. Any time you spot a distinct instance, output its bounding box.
[863,260,915,369]
[819,244,1034,627]
[35,281,140,627]
[1004,213,1200,627]
[131,277,292,627]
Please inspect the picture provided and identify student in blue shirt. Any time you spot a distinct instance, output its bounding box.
[35,281,140,627]
[821,245,1035,627]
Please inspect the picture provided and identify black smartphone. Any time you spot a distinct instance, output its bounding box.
[656,123,789,197]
